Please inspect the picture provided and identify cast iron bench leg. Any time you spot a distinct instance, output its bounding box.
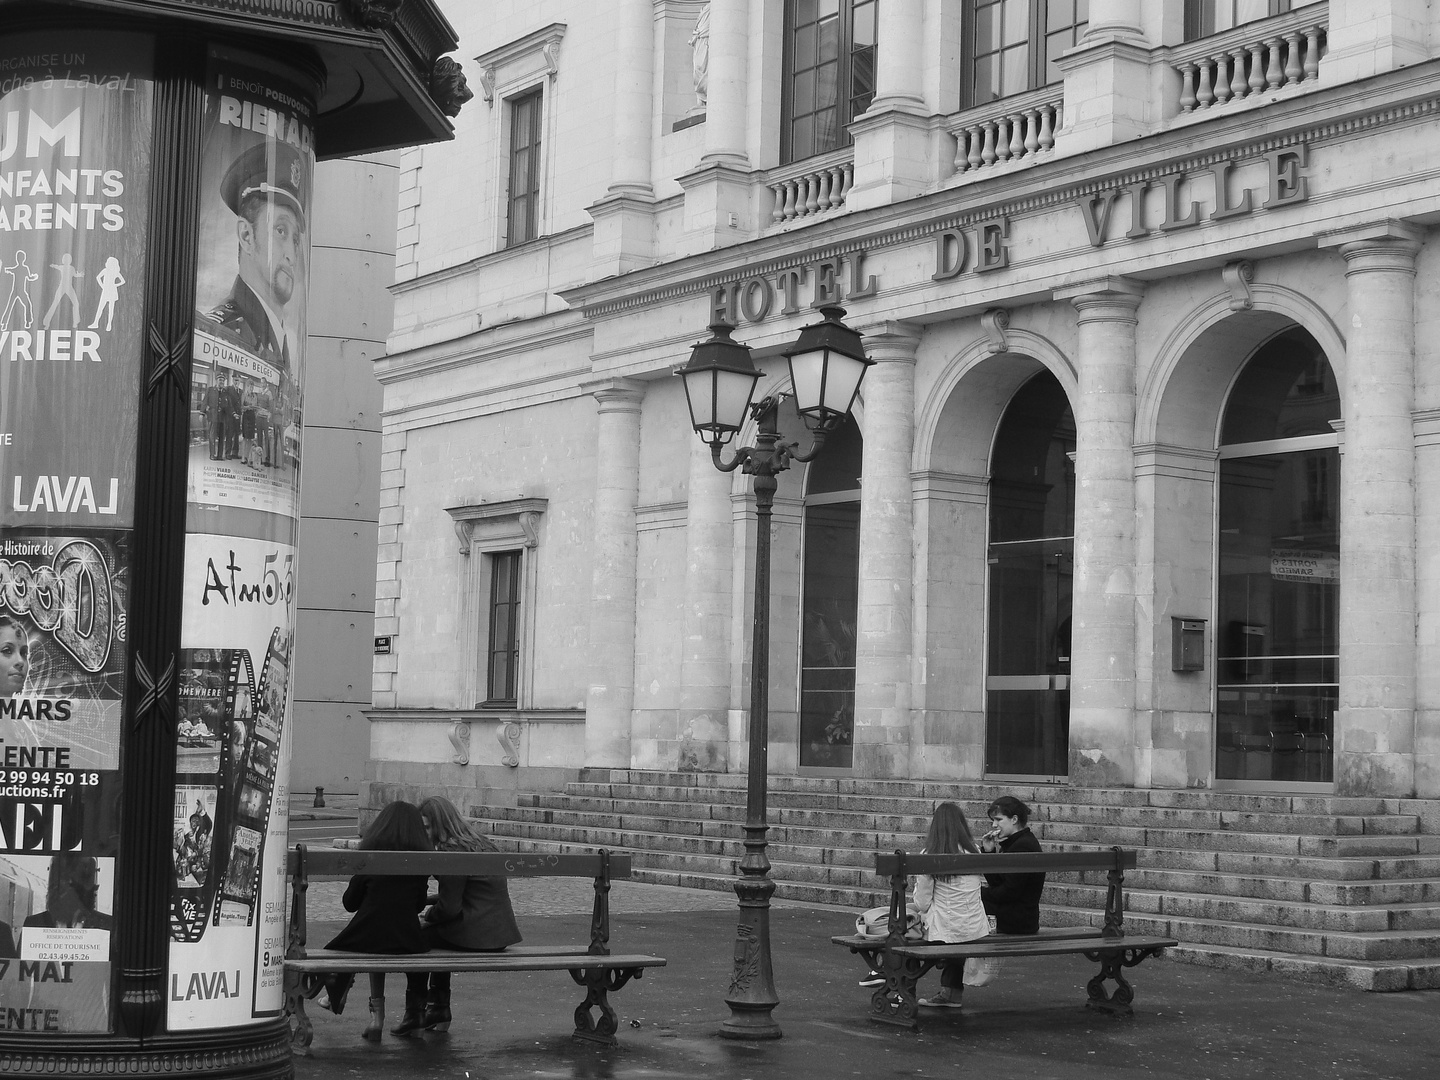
[570,966,643,1046]
[284,971,314,1055]
[868,951,933,1030]
[1084,945,1162,1017]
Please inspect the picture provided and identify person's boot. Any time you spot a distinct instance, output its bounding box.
[361,996,384,1041]
[423,984,452,1032]
[389,991,426,1036]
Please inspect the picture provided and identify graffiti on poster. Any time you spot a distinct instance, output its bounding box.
[169,534,295,1029]
[0,853,114,1031]
[0,33,154,532]
[186,48,312,524]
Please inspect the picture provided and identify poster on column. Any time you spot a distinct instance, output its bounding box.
[0,33,153,1035]
[166,540,296,1028]
[186,47,312,525]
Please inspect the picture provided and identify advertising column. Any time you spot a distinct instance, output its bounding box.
[0,34,153,1035]
[165,46,312,1031]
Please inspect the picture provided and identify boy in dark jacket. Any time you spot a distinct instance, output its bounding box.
[979,795,1043,934]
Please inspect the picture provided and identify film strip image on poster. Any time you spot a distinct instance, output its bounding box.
[212,627,290,928]
[171,649,252,943]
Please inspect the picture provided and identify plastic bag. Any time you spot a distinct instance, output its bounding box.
[963,956,1003,986]
[855,905,924,941]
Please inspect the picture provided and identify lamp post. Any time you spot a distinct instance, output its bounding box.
[676,306,871,1039]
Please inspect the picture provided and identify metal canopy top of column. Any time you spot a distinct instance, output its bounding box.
[0,0,467,157]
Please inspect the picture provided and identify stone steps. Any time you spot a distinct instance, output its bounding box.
[478,769,1440,991]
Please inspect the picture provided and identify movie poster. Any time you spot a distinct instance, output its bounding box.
[186,48,311,523]
[0,34,152,1034]
[167,537,296,1028]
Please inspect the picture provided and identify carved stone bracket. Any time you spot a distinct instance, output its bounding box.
[449,720,472,765]
[478,68,497,106]
[343,0,404,30]
[498,721,522,767]
[1223,259,1254,310]
[980,308,1010,354]
[448,497,549,555]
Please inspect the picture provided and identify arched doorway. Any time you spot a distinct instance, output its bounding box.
[986,373,1074,779]
[1216,327,1339,787]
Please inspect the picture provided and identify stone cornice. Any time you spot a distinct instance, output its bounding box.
[377,314,592,385]
[559,58,1440,320]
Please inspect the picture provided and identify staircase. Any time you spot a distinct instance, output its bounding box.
[477,769,1440,992]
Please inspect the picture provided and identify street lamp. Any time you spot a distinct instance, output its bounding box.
[676,305,871,1039]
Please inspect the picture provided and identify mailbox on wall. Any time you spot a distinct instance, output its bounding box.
[1172,617,1207,671]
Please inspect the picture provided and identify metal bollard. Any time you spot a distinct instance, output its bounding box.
[313,786,325,808]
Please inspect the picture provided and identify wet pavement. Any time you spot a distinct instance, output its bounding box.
[290,879,1439,1080]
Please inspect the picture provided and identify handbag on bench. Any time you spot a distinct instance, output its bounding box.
[855,905,924,941]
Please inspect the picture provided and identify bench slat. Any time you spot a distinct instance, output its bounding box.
[288,849,633,878]
[874,850,1136,876]
[287,953,667,973]
[887,935,1177,960]
[832,926,1104,949]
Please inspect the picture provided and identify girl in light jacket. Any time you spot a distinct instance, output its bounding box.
[913,801,989,1009]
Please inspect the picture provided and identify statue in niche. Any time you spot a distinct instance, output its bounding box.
[689,3,711,110]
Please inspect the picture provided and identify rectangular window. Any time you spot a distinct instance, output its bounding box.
[486,550,522,704]
[507,88,542,246]
[1185,0,1293,40]
[964,0,1088,108]
[783,0,878,164]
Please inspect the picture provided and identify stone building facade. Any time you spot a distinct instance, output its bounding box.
[368,0,1440,811]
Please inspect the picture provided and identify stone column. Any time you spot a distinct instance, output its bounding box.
[1056,278,1144,787]
[852,323,920,777]
[1321,221,1421,797]
[677,431,734,771]
[847,0,932,210]
[679,0,752,250]
[589,0,656,273]
[1051,0,1148,154]
[584,378,646,767]
[701,0,748,167]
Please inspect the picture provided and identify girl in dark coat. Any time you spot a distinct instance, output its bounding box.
[318,801,432,1040]
[978,795,1044,935]
[403,796,523,1032]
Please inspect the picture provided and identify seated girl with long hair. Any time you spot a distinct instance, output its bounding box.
[316,800,432,1040]
[913,800,990,1010]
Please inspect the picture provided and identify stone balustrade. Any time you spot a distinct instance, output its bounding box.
[948,85,1063,175]
[766,147,854,225]
[1170,6,1327,114]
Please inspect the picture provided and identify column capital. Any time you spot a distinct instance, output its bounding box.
[1320,219,1424,274]
[1054,276,1145,321]
[858,320,922,363]
[581,376,647,410]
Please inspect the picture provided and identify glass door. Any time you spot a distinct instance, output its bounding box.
[984,372,1075,780]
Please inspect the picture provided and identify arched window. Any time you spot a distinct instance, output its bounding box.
[1216,328,1338,786]
[799,416,862,768]
[986,372,1074,778]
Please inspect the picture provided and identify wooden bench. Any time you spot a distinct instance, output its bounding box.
[832,847,1178,1030]
[283,845,666,1052]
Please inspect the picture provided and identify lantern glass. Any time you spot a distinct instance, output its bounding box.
[783,305,871,430]
[683,364,760,442]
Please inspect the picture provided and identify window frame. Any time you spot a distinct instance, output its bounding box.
[1184,0,1294,41]
[960,0,1089,111]
[780,0,879,165]
[505,87,543,247]
[447,498,547,711]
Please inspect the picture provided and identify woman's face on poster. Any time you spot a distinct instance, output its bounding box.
[0,625,30,697]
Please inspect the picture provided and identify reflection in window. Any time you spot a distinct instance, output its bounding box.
[783,0,877,163]
[799,416,862,768]
[1216,329,1338,784]
[487,550,521,705]
[965,0,1088,108]
[507,88,542,246]
[1185,0,1299,40]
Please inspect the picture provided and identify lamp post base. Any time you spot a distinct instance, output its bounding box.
[719,870,782,1040]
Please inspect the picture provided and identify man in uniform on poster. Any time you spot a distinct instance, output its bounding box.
[203,140,307,394]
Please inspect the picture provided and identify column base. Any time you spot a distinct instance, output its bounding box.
[0,1018,293,1078]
